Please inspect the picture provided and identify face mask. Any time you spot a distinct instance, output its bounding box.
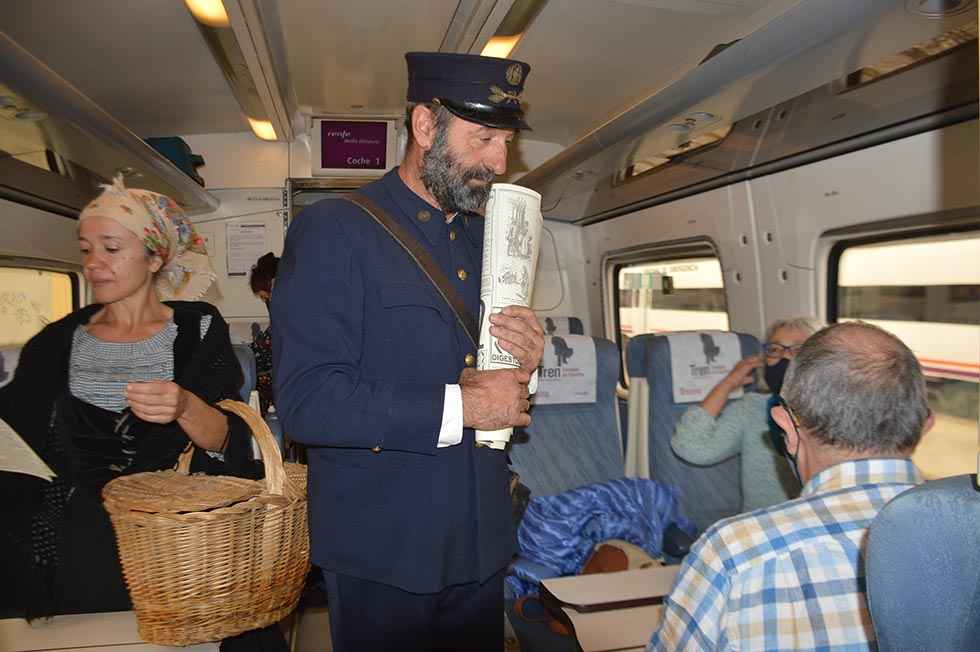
[775,396,803,486]
[764,357,791,395]
[767,396,787,456]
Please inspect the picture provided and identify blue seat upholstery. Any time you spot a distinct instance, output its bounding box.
[625,331,761,532]
[509,335,622,497]
[232,344,256,403]
[539,316,585,336]
[506,335,625,652]
[867,474,980,651]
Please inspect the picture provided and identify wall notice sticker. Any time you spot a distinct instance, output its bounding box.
[535,334,597,405]
[667,331,743,403]
[226,222,268,276]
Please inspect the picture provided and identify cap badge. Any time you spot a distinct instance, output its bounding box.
[488,85,522,105]
[506,63,524,86]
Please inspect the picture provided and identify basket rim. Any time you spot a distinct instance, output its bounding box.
[102,470,263,514]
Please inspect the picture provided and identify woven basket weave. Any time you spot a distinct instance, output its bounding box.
[102,400,309,646]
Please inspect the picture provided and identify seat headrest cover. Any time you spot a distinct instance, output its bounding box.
[535,334,597,404]
[666,331,744,403]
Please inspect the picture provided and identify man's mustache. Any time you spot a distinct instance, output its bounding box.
[461,166,495,184]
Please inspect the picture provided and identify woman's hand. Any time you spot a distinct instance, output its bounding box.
[700,354,764,417]
[126,381,229,451]
[125,380,189,423]
[720,355,764,393]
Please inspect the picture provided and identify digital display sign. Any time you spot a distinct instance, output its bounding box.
[319,120,388,170]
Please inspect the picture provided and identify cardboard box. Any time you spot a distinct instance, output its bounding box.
[539,565,680,652]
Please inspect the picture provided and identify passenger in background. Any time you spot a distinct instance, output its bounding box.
[671,317,820,511]
[248,252,278,415]
[649,321,930,651]
[0,177,254,621]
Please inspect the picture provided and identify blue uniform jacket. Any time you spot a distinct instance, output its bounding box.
[272,168,514,593]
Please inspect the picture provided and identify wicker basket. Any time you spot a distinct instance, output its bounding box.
[102,400,310,646]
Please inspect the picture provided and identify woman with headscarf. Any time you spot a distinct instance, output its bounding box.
[0,176,255,619]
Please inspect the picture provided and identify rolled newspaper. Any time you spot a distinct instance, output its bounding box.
[476,183,543,448]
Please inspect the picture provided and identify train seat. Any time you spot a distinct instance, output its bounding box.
[231,344,257,404]
[866,473,980,651]
[624,331,760,533]
[506,334,624,652]
[509,335,623,497]
[539,315,585,337]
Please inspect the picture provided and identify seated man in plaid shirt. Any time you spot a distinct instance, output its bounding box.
[649,321,932,651]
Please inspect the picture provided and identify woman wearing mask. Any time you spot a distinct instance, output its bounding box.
[248,252,278,416]
[671,318,820,512]
[0,177,255,619]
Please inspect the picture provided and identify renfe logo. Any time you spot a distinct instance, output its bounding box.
[320,120,387,170]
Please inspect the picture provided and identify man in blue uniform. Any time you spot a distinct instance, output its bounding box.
[272,52,544,651]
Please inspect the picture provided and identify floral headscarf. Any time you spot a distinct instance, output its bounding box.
[79,175,215,301]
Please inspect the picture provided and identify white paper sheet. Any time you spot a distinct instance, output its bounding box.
[476,184,542,446]
[226,222,268,276]
[0,417,55,481]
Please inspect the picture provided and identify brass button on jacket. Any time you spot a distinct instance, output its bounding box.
[449,229,457,241]
[417,210,431,223]
[457,269,468,281]
[464,353,476,367]
[371,445,382,454]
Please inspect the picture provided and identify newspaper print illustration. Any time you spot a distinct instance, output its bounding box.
[476,184,542,446]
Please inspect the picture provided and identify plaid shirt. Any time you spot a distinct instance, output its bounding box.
[648,458,922,651]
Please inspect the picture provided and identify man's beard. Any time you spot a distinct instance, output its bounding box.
[420,126,495,214]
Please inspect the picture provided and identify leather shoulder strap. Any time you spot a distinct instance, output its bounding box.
[342,192,479,347]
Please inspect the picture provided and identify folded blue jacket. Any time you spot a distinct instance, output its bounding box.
[506,477,694,597]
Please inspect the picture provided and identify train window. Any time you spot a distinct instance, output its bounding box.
[615,256,729,354]
[834,230,979,480]
[0,267,74,347]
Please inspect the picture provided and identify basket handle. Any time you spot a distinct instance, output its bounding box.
[175,399,287,497]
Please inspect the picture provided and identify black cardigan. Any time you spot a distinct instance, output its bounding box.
[0,301,254,618]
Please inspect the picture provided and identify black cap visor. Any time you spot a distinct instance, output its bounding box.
[436,98,532,131]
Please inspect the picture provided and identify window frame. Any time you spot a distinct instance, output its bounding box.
[826,224,980,324]
[825,224,980,479]
[0,258,81,346]
[603,238,729,388]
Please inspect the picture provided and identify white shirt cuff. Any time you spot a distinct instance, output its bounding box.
[440,368,537,449]
[438,384,464,448]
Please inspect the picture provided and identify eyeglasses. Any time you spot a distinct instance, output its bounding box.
[763,342,803,356]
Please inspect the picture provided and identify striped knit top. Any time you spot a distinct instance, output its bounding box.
[69,316,211,412]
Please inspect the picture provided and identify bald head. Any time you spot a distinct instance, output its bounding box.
[782,321,929,455]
